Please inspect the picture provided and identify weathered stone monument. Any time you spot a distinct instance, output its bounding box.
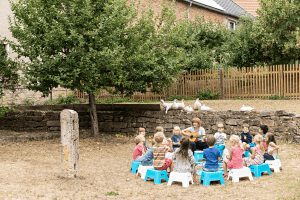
[60,109,79,178]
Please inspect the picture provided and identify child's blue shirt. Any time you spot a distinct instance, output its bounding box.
[135,148,153,166]
[203,147,221,170]
[171,134,182,149]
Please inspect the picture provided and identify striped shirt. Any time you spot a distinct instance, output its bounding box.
[153,146,168,168]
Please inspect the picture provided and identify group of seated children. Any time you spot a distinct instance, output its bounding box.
[132,118,280,181]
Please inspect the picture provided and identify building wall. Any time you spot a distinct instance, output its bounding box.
[135,0,234,24]
[0,0,13,40]
[232,0,260,17]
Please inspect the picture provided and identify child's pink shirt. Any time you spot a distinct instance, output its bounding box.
[132,143,145,160]
[227,146,244,169]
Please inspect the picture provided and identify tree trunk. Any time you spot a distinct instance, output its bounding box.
[89,93,99,136]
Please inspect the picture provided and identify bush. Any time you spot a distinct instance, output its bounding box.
[268,95,286,100]
[0,106,11,117]
[44,95,81,105]
[197,90,220,100]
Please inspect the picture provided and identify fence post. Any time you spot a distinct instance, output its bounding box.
[219,67,224,99]
[280,65,284,97]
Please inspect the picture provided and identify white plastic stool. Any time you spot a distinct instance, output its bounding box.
[137,165,154,179]
[265,159,281,173]
[167,172,194,188]
[228,167,253,183]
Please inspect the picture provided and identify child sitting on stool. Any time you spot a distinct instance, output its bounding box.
[153,132,172,171]
[214,123,227,146]
[223,135,244,177]
[241,124,252,144]
[203,135,221,172]
[244,134,265,166]
[137,127,148,149]
[171,126,183,151]
[172,137,196,181]
[132,135,146,160]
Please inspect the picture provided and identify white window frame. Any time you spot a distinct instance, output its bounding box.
[228,20,236,30]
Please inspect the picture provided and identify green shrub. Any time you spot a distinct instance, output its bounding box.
[197,90,220,100]
[0,106,11,117]
[268,95,286,100]
[44,95,80,105]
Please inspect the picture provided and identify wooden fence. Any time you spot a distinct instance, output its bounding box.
[75,63,300,100]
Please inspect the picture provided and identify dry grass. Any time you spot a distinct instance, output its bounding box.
[0,136,299,200]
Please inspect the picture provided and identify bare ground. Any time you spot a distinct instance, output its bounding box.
[0,136,299,200]
[1,100,300,199]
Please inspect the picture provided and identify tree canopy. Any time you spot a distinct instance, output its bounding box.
[9,0,186,134]
[0,42,18,97]
[225,0,300,67]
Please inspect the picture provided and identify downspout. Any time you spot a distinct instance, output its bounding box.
[188,0,193,19]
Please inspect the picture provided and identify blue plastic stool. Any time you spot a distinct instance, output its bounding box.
[250,163,272,177]
[196,161,204,166]
[244,150,250,157]
[131,161,141,174]
[218,162,223,169]
[144,169,169,184]
[249,143,256,148]
[199,170,225,186]
[194,151,204,162]
[215,144,225,156]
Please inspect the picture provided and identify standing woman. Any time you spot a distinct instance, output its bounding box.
[182,117,208,152]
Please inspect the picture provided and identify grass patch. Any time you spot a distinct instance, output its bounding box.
[106,191,119,196]
[96,97,157,104]
[44,95,81,105]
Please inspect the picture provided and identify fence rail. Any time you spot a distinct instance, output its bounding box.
[75,63,300,100]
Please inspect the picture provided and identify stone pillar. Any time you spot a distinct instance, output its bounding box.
[60,109,79,178]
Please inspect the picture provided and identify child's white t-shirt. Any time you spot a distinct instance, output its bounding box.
[222,148,229,162]
[214,132,227,145]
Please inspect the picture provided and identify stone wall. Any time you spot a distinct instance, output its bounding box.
[0,104,300,143]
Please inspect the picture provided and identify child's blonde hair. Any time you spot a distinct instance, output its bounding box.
[155,126,164,133]
[254,134,265,152]
[173,126,181,132]
[134,135,145,144]
[229,135,240,147]
[153,132,165,144]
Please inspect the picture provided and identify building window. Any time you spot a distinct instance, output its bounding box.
[228,20,236,30]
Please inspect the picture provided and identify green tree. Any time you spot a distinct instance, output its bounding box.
[0,42,18,97]
[169,18,230,70]
[226,0,300,67]
[224,17,264,67]
[256,0,300,64]
[9,0,184,135]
